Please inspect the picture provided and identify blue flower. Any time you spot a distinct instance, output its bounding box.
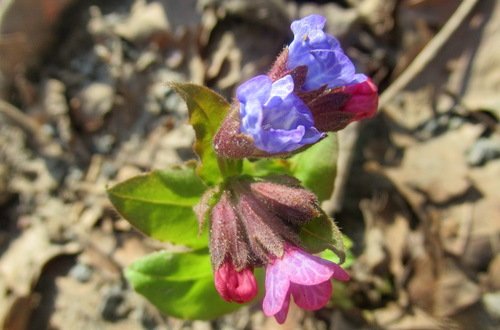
[237,74,323,154]
[287,14,366,91]
[213,14,378,158]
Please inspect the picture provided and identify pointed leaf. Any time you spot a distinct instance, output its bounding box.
[289,134,338,201]
[170,82,230,185]
[126,250,244,320]
[321,235,355,268]
[299,210,345,264]
[108,166,208,248]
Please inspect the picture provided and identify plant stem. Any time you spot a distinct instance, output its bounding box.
[217,157,242,178]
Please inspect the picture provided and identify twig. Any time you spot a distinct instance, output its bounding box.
[328,0,480,213]
[0,99,41,134]
[378,0,480,109]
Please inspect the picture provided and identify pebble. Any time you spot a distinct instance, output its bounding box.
[482,292,500,320]
[69,263,93,282]
[467,137,500,166]
[100,285,128,321]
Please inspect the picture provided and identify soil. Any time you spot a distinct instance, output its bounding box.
[0,0,499,329]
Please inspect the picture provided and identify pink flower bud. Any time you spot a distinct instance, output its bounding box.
[214,261,258,303]
[341,78,378,121]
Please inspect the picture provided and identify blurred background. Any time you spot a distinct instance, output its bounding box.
[0,0,499,329]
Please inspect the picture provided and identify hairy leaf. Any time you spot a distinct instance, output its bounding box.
[170,82,230,185]
[126,250,243,320]
[289,134,338,201]
[299,210,345,264]
[108,167,208,248]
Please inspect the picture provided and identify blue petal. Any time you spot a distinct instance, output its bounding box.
[237,75,272,103]
[287,15,364,91]
[238,74,322,153]
[290,14,326,37]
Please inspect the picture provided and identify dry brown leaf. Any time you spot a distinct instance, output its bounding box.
[373,303,445,330]
[385,124,482,206]
[0,222,80,327]
[434,259,481,317]
[113,0,170,43]
[487,254,500,291]
[460,0,500,118]
[385,214,410,282]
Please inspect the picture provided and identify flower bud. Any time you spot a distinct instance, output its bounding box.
[209,190,249,271]
[202,173,351,316]
[249,179,321,225]
[207,176,322,266]
[341,78,378,121]
[214,260,258,303]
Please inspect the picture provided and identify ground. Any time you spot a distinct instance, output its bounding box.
[0,0,499,329]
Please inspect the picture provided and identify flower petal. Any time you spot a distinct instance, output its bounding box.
[290,281,332,311]
[267,75,295,105]
[287,15,364,91]
[341,78,378,120]
[274,292,291,324]
[239,75,322,154]
[290,14,326,38]
[263,261,291,316]
[282,247,336,285]
[236,75,271,103]
[214,262,258,303]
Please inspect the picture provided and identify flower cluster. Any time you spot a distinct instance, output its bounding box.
[214,14,378,158]
[196,176,349,323]
[203,14,378,324]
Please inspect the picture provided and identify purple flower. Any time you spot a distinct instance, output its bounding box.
[287,14,367,91]
[263,244,350,324]
[237,74,323,154]
[213,14,378,158]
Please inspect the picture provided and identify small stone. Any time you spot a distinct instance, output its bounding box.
[487,255,500,290]
[100,285,128,321]
[71,82,114,132]
[114,1,170,42]
[467,137,500,166]
[482,292,500,320]
[93,134,115,154]
[69,263,93,282]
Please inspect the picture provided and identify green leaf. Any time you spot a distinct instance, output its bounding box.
[170,82,230,185]
[289,134,338,202]
[242,158,292,177]
[126,250,243,320]
[108,166,208,248]
[299,210,345,263]
[321,235,355,268]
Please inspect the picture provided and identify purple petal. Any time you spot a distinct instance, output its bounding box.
[267,75,294,104]
[281,248,336,285]
[236,75,271,103]
[290,281,332,311]
[290,14,326,37]
[240,99,264,135]
[287,15,363,91]
[263,261,291,316]
[238,75,322,153]
[331,263,350,282]
[274,293,291,324]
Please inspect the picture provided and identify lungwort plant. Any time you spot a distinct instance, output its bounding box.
[108,14,378,323]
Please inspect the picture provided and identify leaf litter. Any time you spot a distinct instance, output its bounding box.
[0,0,499,329]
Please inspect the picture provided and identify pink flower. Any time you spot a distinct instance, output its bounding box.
[214,260,258,303]
[262,245,349,324]
[341,78,378,121]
